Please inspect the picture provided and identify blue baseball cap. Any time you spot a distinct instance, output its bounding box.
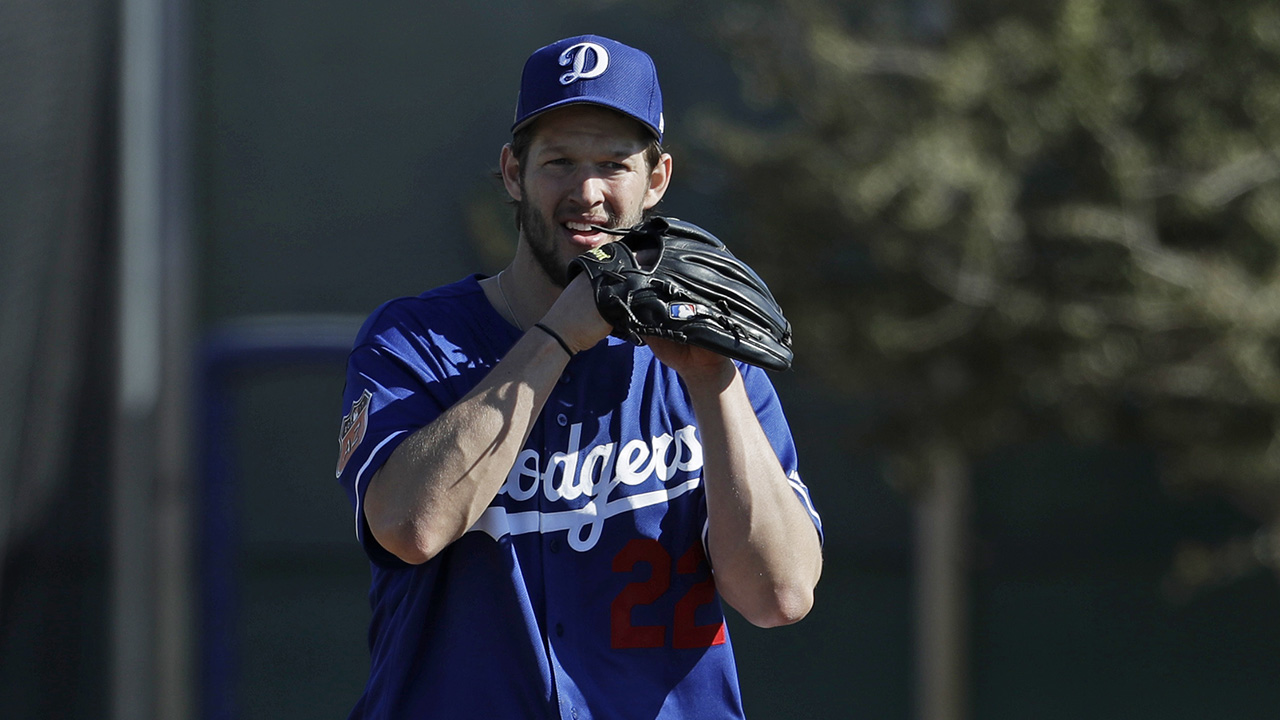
[512,35,665,141]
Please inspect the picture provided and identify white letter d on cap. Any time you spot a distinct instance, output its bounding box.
[558,42,609,85]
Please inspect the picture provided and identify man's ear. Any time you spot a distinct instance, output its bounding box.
[500,144,522,201]
[643,153,673,210]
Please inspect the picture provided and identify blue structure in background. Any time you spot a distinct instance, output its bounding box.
[199,315,363,720]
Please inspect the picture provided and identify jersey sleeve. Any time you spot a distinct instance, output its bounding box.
[737,363,824,545]
[334,304,476,566]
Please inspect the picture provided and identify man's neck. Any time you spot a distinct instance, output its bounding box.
[492,249,563,332]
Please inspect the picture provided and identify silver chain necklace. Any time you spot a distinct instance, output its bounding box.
[496,270,523,331]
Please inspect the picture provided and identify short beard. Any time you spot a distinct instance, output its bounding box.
[516,197,576,288]
[514,179,643,289]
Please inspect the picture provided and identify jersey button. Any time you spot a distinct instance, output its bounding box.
[549,539,561,553]
[561,373,571,384]
[556,413,568,426]
[555,623,565,637]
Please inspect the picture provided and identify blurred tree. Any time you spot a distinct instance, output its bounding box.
[702,1,1280,715]
[705,0,1280,575]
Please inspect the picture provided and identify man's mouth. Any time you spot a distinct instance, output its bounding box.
[562,220,614,247]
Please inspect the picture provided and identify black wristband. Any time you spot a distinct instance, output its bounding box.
[534,323,575,358]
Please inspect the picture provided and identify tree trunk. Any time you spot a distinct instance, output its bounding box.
[913,443,971,720]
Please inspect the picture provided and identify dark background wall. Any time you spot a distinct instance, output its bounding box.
[4,1,1280,719]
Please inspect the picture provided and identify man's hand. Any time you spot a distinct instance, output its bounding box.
[539,273,612,354]
[647,336,736,388]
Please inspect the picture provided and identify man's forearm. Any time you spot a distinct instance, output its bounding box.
[363,329,571,564]
[687,364,824,627]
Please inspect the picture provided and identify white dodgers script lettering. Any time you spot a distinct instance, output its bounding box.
[480,423,705,551]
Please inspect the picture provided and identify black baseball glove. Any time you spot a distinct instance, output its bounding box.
[566,216,793,371]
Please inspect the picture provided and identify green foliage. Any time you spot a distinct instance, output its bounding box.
[704,0,1280,508]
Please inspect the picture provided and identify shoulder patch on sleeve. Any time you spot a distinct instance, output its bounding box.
[336,389,372,478]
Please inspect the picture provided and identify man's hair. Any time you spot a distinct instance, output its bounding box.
[502,120,665,232]
[509,124,664,177]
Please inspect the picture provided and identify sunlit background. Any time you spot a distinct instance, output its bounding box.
[4,0,1280,718]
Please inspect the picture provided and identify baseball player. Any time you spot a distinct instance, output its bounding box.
[335,35,823,719]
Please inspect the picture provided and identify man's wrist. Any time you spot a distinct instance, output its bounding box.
[676,354,738,395]
[534,323,576,357]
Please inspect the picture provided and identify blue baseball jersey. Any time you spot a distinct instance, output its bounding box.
[335,274,822,720]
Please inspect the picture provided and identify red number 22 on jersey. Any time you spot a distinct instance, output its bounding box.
[611,538,727,650]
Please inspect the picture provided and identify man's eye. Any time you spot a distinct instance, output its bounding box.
[547,158,573,167]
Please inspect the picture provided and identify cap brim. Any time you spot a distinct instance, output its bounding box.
[512,98,662,140]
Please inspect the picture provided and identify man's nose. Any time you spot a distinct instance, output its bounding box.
[569,172,607,206]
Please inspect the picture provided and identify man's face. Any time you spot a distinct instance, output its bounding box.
[503,105,671,287]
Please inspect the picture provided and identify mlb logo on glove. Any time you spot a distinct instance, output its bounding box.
[669,303,700,320]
